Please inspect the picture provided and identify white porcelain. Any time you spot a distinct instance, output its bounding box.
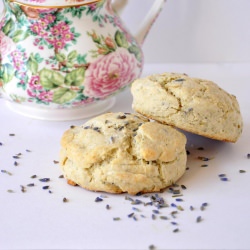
[0,0,166,120]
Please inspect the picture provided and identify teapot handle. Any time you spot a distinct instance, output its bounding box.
[112,0,128,15]
[112,0,166,45]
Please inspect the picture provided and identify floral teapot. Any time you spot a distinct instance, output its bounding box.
[0,0,166,120]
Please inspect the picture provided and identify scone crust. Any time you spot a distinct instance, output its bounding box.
[131,73,243,142]
[60,112,187,195]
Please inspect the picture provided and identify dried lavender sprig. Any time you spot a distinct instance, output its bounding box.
[39,178,50,182]
[1,170,12,175]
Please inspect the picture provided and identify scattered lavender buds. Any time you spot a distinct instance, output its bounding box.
[160,216,168,220]
[171,221,178,225]
[176,198,184,202]
[132,215,138,221]
[39,178,50,182]
[149,244,156,250]
[171,211,178,219]
[128,212,134,218]
[1,129,225,238]
[200,203,208,211]
[27,183,35,187]
[201,164,208,167]
[218,174,226,177]
[177,206,184,211]
[95,197,103,202]
[171,203,177,208]
[152,209,160,214]
[1,170,12,176]
[196,216,202,223]
[20,185,26,193]
[198,156,210,161]
[218,174,229,181]
[132,207,140,212]
[151,214,156,220]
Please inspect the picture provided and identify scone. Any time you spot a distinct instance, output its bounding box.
[131,73,243,142]
[60,112,187,195]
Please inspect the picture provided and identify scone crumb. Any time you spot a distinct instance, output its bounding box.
[67,179,77,186]
[63,197,69,202]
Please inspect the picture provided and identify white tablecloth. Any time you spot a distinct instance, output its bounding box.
[1,63,250,250]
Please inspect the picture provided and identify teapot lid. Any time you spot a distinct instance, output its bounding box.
[9,0,102,8]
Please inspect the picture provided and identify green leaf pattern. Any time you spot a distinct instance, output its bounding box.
[0,2,142,107]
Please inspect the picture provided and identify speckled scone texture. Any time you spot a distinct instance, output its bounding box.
[131,73,243,142]
[60,112,187,195]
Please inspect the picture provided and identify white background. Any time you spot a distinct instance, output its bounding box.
[121,0,250,63]
[1,0,250,63]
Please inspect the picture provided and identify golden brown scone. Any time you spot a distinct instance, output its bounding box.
[60,112,187,195]
[131,73,243,142]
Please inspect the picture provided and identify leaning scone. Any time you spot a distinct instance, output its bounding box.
[131,73,243,142]
[60,112,187,195]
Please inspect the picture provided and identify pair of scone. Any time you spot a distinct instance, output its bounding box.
[60,73,243,195]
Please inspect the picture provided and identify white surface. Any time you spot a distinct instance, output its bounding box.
[1,63,250,250]
[1,0,250,63]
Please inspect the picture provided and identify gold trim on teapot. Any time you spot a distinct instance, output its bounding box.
[8,0,102,9]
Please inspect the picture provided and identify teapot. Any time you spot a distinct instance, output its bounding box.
[0,0,166,120]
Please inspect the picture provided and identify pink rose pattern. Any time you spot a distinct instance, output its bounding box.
[22,0,46,3]
[0,31,16,59]
[0,2,143,107]
[84,48,137,98]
